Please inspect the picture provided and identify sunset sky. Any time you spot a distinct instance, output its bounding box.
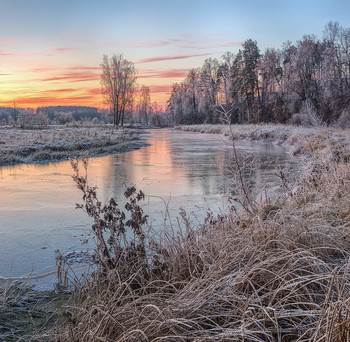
[1,0,349,109]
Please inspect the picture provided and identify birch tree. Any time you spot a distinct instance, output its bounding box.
[101,54,136,126]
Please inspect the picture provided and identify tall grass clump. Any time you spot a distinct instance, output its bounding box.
[55,127,350,341]
[0,281,70,341]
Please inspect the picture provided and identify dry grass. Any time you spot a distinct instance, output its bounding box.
[176,124,350,160]
[0,282,69,341]
[50,127,350,341]
[0,126,144,166]
[176,123,310,141]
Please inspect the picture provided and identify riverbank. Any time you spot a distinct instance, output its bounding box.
[176,123,350,161]
[4,125,350,340]
[47,125,350,341]
[0,126,145,167]
[0,284,69,341]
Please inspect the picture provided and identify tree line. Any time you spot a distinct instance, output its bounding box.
[101,54,169,127]
[167,22,350,127]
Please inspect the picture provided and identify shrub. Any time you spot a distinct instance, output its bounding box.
[299,99,323,127]
[337,109,350,129]
[17,112,48,129]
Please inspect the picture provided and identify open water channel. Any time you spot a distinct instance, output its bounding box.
[0,129,294,289]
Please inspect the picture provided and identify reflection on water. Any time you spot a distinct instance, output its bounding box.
[0,128,293,289]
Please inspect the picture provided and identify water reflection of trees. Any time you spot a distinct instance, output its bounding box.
[94,130,293,220]
[167,136,293,200]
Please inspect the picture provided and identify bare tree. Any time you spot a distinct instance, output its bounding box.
[100,54,137,127]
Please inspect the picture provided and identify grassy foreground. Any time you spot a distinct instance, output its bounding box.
[0,126,145,166]
[0,284,69,341]
[44,125,350,341]
[4,125,350,341]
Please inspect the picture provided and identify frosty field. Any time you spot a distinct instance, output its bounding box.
[0,126,145,166]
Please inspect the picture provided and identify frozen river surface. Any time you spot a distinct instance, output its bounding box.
[0,129,294,289]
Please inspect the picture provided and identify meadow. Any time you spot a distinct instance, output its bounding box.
[46,124,350,341]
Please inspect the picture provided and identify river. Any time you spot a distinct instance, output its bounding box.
[0,128,294,289]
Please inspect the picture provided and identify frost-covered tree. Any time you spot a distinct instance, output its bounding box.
[167,22,350,126]
[101,54,136,127]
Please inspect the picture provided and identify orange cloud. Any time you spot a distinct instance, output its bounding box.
[86,88,101,95]
[0,95,99,107]
[30,65,100,73]
[41,72,100,82]
[66,66,100,71]
[44,88,80,93]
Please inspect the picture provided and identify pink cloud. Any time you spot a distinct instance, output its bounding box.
[126,40,172,48]
[45,88,79,93]
[103,36,243,51]
[135,85,172,93]
[0,39,20,45]
[66,65,100,71]
[112,38,198,49]
[179,41,243,49]
[137,53,215,64]
[9,95,94,106]
[166,36,243,50]
[148,85,172,93]
[30,65,100,73]
[222,41,243,47]
[86,88,101,95]
[41,72,100,82]
[30,67,57,73]
[0,49,15,56]
[138,68,189,79]
[52,48,82,54]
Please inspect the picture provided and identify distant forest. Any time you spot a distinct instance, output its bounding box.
[167,22,350,128]
[0,105,103,126]
[2,22,350,129]
[37,106,101,123]
[36,106,98,114]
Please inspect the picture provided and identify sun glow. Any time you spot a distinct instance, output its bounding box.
[0,65,179,109]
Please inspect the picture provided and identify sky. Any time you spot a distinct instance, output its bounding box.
[0,0,349,109]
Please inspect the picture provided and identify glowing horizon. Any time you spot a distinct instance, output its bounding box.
[1,0,349,109]
[0,45,229,109]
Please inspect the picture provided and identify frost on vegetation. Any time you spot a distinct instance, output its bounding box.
[299,99,324,127]
[177,124,350,160]
[337,109,350,129]
[55,135,350,342]
[0,126,141,166]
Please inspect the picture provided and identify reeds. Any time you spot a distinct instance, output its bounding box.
[54,127,350,341]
